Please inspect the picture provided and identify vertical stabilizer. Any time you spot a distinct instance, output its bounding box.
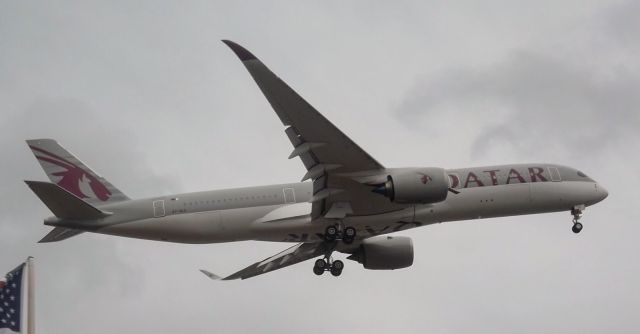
[26,139,129,204]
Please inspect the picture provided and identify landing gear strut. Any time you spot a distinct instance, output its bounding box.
[312,257,344,277]
[571,206,584,234]
[316,223,355,277]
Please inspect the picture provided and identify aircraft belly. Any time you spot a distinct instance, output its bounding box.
[250,207,416,242]
[415,183,534,223]
[414,181,597,225]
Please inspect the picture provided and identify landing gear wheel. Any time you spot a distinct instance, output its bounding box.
[330,263,343,277]
[314,259,327,269]
[331,260,344,276]
[324,225,338,242]
[343,227,356,244]
[344,227,356,238]
[572,222,583,234]
[313,266,324,275]
[313,258,327,275]
[570,205,585,235]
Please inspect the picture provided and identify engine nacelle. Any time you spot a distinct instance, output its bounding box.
[347,236,414,270]
[372,167,449,204]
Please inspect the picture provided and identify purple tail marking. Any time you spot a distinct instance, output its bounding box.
[30,146,112,201]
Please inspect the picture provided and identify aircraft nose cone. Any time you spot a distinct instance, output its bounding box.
[597,183,609,201]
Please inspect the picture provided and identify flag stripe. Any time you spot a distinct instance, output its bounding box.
[0,263,24,333]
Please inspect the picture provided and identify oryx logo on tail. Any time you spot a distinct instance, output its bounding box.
[29,146,112,201]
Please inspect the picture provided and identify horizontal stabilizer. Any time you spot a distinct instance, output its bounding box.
[39,227,85,243]
[25,181,110,220]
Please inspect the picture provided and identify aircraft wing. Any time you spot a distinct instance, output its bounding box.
[201,242,332,280]
[223,40,409,218]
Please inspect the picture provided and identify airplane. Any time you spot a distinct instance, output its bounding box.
[24,40,609,280]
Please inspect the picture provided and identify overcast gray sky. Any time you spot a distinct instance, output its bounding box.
[1,1,638,333]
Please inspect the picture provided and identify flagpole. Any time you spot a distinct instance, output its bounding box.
[27,257,35,334]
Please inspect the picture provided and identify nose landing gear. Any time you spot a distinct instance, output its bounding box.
[572,222,583,234]
[571,205,585,234]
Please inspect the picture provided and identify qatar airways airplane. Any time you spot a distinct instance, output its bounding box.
[25,40,608,280]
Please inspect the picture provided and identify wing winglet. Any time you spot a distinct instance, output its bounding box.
[221,40,257,61]
[199,269,226,281]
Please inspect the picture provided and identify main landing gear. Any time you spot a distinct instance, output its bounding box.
[313,258,344,277]
[571,205,584,234]
[314,223,355,277]
[323,224,357,244]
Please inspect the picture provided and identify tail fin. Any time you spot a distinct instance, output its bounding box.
[25,181,110,220]
[26,139,129,205]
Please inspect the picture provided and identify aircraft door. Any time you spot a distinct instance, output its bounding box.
[153,200,166,217]
[283,188,296,204]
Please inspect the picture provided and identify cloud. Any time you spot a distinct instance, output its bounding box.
[396,50,640,161]
[1,1,639,333]
[0,98,167,333]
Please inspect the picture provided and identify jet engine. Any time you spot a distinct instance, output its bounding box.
[372,167,449,204]
[347,236,414,270]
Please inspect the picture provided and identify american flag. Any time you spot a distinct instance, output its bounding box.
[0,263,24,333]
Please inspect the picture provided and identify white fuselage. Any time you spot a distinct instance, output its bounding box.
[47,164,608,244]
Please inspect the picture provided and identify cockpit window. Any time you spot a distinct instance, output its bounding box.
[577,171,588,178]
